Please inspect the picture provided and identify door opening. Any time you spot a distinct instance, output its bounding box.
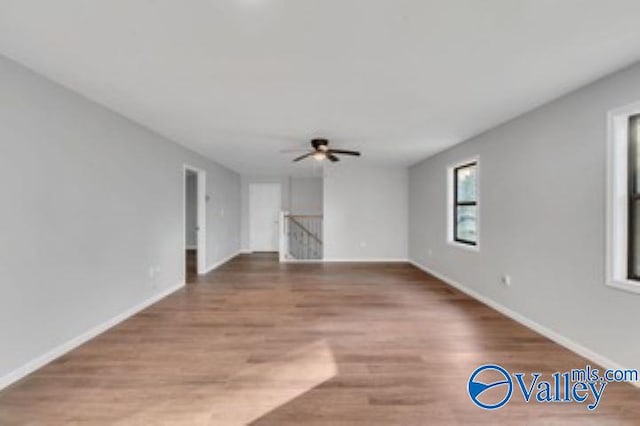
[184,165,206,282]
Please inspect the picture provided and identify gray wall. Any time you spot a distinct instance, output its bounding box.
[185,172,197,248]
[0,54,241,382]
[324,165,408,260]
[290,177,323,216]
[409,62,640,370]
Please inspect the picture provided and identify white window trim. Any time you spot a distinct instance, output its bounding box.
[607,102,640,294]
[447,157,480,252]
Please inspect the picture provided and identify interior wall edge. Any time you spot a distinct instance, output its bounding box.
[202,250,243,275]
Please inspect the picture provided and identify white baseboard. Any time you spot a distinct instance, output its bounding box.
[322,258,409,263]
[202,250,241,274]
[239,248,252,254]
[278,258,409,264]
[409,259,640,388]
[281,258,325,263]
[0,281,185,391]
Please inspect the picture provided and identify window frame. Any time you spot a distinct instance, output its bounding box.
[628,114,640,281]
[447,157,480,251]
[607,102,640,294]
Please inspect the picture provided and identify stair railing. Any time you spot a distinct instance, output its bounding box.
[280,213,323,260]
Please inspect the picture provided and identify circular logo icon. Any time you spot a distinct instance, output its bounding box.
[468,364,513,410]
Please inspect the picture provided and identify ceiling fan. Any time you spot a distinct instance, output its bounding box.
[292,138,361,162]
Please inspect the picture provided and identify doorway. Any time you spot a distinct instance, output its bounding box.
[249,183,282,252]
[184,165,206,282]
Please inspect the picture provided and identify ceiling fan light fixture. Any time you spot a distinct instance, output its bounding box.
[313,152,326,161]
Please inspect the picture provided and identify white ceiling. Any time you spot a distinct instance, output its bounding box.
[1,1,640,176]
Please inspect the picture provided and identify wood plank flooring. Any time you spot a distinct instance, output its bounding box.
[0,253,638,425]
[186,249,197,283]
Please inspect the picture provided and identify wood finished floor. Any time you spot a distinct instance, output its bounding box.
[186,249,197,283]
[1,253,638,425]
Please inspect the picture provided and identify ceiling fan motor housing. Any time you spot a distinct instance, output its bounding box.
[311,138,329,151]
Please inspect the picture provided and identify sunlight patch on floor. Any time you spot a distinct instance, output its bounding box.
[115,340,337,425]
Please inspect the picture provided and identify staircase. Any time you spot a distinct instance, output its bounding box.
[280,214,323,260]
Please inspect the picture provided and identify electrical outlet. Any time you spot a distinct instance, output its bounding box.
[427,248,433,257]
[148,266,161,279]
[148,266,161,289]
[500,274,512,287]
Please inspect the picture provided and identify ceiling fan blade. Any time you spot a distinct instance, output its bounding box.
[328,149,361,156]
[293,152,314,162]
[327,153,340,162]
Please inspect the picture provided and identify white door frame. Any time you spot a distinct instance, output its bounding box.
[184,164,206,275]
[249,182,282,252]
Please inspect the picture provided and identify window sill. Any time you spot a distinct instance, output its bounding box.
[447,240,480,252]
[606,279,640,295]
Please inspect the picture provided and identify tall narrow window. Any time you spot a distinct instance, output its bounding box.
[628,115,640,279]
[606,103,640,294]
[453,161,478,245]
